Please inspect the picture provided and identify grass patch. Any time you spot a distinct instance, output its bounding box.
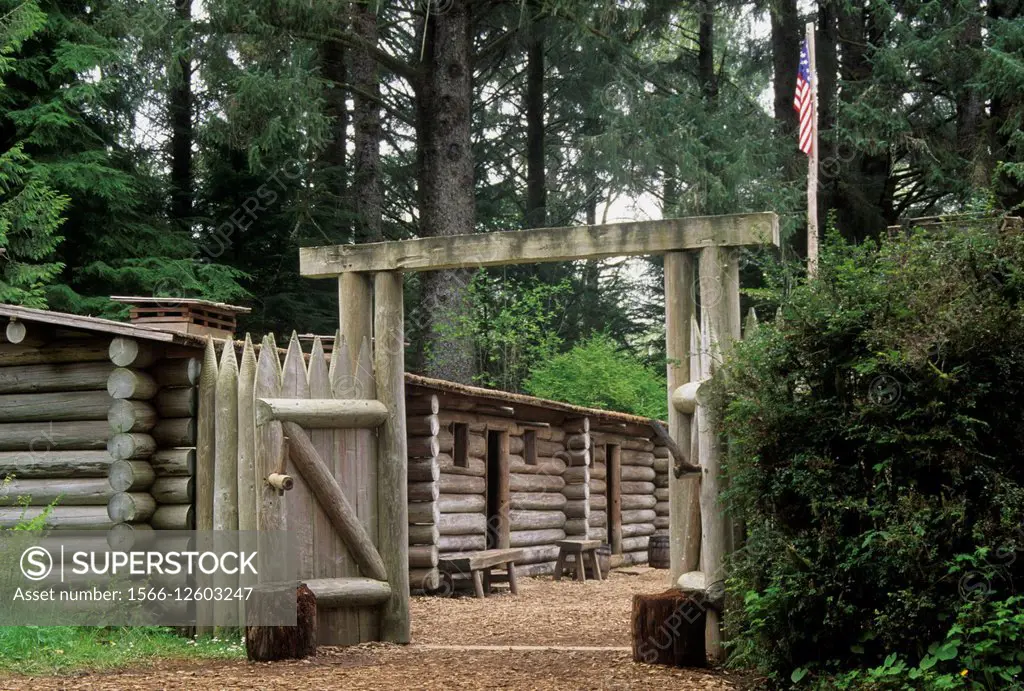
[0,626,244,676]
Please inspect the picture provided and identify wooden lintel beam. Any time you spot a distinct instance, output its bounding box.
[255,398,389,428]
[299,213,779,276]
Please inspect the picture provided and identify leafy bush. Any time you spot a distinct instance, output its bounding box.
[717,223,1024,688]
[524,333,668,419]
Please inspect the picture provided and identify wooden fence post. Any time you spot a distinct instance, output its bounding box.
[195,336,218,637]
[238,336,258,532]
[374,271,410,643]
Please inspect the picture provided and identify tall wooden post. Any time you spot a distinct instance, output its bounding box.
[696,245,741,662]
[497,430,511,549]
[374,271,410,643]
[340,274,373,372]
[664,252,697,581]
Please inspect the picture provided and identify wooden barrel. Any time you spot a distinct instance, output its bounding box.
[585,543,612,578]
[649,535,670,569]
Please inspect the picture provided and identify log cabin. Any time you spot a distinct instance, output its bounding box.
[0,299,668,590]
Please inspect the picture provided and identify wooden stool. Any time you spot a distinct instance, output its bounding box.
[554,539,603,582]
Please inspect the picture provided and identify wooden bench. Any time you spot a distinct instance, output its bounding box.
[554,539,603,582]
[437,548,524,599]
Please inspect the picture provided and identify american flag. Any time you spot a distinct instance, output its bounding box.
[794,40,814,155]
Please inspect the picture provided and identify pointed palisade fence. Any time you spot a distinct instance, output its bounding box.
[194,323,407,653]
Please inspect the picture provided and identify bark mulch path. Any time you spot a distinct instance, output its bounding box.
[0,568,757,689]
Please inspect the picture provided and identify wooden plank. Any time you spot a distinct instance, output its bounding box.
[255,398,389,428]
[374,271,410,644]
[309,336,356,645]
[282,422,388,582]
[255,335,284,534]
[300,213,780,276]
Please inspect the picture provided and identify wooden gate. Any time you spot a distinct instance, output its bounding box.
[195,274,409,645]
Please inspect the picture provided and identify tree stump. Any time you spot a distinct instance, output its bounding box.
[245,584,318,661]
[631,589,707,667]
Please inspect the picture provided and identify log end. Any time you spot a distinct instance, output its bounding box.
[245,584,318,661]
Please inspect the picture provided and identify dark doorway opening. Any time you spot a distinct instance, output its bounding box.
[486,430,509,549]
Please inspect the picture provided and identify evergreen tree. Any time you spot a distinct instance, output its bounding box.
[0,0,66,307]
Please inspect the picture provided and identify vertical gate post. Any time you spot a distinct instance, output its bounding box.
[374,270,411,643]
[696,245,741,662]
[664,251,697,582]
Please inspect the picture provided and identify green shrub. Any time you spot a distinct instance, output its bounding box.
[717,223,1024,688]
[524,333,668,419]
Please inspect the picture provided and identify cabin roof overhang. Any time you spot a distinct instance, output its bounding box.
[0,303,209,347]
[406,374,660,437]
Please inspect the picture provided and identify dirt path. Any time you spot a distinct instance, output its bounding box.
[1,568,755,689]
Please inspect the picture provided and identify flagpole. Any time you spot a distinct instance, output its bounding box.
[806,21,819,277]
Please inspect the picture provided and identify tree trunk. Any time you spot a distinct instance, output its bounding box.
[988,0,1023,210]
[954,1,986,188]
[416,0,476,384]
[320,37,348,240]
[770,0,800,136]
[697,0,717,101]
[631,590,706,667]
[525,24,546,229]
[169,0,193,224]
[351,1,383,242]
[833,1,893,239]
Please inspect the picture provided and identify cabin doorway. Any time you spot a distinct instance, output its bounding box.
[606,443,622,555]
[485,430,510,549]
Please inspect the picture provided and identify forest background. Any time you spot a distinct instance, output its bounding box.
[1,0,1020,414]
